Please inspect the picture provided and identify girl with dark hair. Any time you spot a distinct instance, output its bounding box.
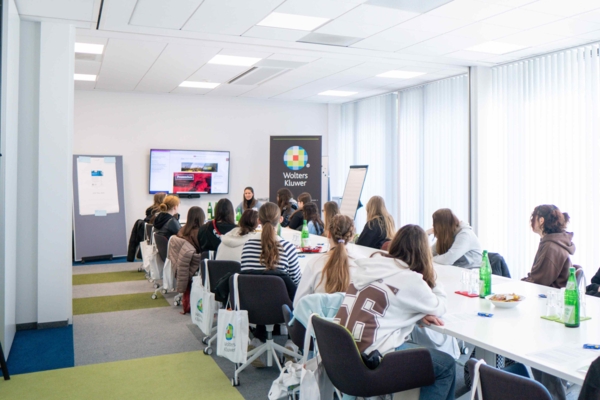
[153,195,181,239]
[288,192,312,230]
[523,204,575,288]
[145,192,166,222]
[294,214,356,307]
[338,224,455,400]
[236,187,263,212]
[356,196,396,249]
[429,208,482,268]
[174,206,205,313]
[177,206,205,252]
[197,198,237,252]
[302,202,324,235]
[276,188,298,228]
[216,209,260,262]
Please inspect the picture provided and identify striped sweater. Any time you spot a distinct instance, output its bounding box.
[240,238,301,285]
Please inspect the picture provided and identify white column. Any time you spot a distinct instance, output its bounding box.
[36,22,74,325]
[0,0,21,353]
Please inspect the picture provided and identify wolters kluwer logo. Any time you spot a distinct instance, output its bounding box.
[197,298,203,313]
[283,146,308,170]
[225,324,234,340]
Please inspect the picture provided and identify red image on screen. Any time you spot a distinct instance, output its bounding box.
[173,172,212,193]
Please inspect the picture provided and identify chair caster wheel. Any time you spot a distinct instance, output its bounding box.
[462,347,470,355]
[153,283,159,289]
[203,347,213,355]
[231,377,239,386]
[173,300,180,306]
[202,337,209,345]
[161,289,167,294]
[151,294,157,300]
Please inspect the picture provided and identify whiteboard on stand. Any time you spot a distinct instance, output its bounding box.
[339,165,368,220]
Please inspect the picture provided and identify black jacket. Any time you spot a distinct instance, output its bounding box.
[578,356,600,400]
[127,219,146,262]
[197,220,237,253]
[489,252,511,278]
[288,210,304,230]
[153,213,181,240]
[280,203,298,228]
[356,217,388,249]
[586,267,600,298]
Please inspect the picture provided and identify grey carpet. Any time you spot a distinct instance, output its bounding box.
[72,280,158,299]
[72,263,142,275]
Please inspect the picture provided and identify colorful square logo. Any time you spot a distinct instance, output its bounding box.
[225,324,234,341]
[283,146,308,170]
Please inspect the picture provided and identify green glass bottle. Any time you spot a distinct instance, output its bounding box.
[207,202,213,220]
[301,219,310,248]
[479,250,492,298]
[236,207,242,224]
[277,223,282,237]
[564,267,580,328]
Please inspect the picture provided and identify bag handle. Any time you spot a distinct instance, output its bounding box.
[301,314,318,364]
[470,359,486,400]
[233,273,241,311]
[203,259,211,292]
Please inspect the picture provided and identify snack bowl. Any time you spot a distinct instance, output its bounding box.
[485,293,526,308]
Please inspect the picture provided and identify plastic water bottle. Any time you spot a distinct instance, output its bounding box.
[479,250,492,298]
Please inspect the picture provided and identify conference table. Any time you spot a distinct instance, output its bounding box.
[279,228,599,386]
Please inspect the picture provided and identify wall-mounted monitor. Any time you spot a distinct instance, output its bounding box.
[149,149,230,194]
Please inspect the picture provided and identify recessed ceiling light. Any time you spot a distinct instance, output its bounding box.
[74,74,96,81]
[466,41,528,55]
[74,43,104,54]
[179,81,220,89]
[319,90,357,97]
[377,70,426,79]
[208,55,262,67]
[257,12,330,31]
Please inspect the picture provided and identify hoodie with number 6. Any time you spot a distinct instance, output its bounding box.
[522,232,576,289]
[335,254,447,356]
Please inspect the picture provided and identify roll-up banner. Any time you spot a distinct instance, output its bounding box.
[270,136,322,210]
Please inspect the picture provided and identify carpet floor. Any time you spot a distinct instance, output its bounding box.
[6,325,74,375]
[72,256,132,266]
[73,280,155,299]
[73,292,169,315]
[72,263,141,275]
[0,351,243,400]
[73,270,147,285]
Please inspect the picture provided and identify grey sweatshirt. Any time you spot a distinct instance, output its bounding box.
[431,221,483,268]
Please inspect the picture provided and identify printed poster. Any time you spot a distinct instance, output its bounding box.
[77,157,119,216]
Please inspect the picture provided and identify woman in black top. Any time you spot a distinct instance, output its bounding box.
[153,195,182,239]
[197,198,237,252]
[356,196,396,249]
[288,192,312,230]
[277,188,298,228]
[145,192,166,223]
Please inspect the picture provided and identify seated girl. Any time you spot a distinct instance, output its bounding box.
[522,204,575,288]
[197,198,237,253]
[276,188,298,228]
[145,192,166,223]
[429,208,482,268]
[294,214,356,308]
[338,224,455,400]
[302,202,325,235]
[356,196,396,249]
[322,201,340,237]
[288,192,312,230]
[153,195,181,240]
[216,209,260,263]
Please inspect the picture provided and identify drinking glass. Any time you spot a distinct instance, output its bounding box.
[469,269,479,296]
[546,292,558,319]
[292,232,301,248]
[460,270,470,292]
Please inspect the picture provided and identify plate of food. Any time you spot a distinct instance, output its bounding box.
[486,293,526,308]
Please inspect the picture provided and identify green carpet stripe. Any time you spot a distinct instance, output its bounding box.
[0,351,244,400]
[73,292,169,315]
[73,271,147,285]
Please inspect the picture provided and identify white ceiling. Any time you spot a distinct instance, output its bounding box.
[14,0,600,103]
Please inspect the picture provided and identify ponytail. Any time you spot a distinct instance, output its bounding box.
[318,215,354,293]
[258,202,282,270]
[159,203,168,212]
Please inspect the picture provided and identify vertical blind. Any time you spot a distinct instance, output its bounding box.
[399,75,470,228]
[483,44,600,279]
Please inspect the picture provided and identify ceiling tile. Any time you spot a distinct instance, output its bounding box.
[182,0,284,35]
[170,86,213,95]
[351,37,408,51]
[483,8,563,29]
[445,49,499,61]
[574,9,600,23]
[399,34,486,56]
[75,59,102,75]
[15,0,95,21]
[315,19,388,38]
[499,27,568,46]
[218,49,273,59]
[267,54,320,63]
[522,0,600,17]
[76,35,108,46]
[428,0,511,22]
[74,80,96,91]
[449,22,521,40]
[577,29,600,40]
[335,4,418,26]
[533,18,600,36]
[187,64,251,84]
[205,84,258,96]
[95,39,167,91]
[396,14,472,34]
[135,44,221,93]
[243,26,307,41]
[275,0,360,19]
[129,0,204,30]
[476,0,537,5]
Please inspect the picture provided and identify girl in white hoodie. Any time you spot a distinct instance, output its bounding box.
[338,224,456,400]
[215,209,260,262]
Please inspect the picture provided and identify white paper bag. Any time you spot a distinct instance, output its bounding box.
[216,274,249,363]
[268,361,302,400]
[139,241,153,273]
[162,258,174,291]
[190,276,203,328]
[198,261,216,336]
[148,244,163,281]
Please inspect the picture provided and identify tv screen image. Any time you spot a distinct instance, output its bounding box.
[149,149,230,194]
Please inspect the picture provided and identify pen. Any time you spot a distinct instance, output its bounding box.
[477,312,493,318]
[583,344,600,350]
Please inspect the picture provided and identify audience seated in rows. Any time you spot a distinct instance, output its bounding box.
[216,209,260,263]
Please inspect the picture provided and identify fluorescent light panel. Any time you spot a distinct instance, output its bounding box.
[74,74,96,81]
[319,90,357,97]
[377,70,426,79]
[466,41,528,54]
[258,12,330,31]
[208,55,261,67]
[179,81,220,89]
[74,43,104,54]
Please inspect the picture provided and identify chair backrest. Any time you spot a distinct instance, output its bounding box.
[154,233,169,262]
[231,274,292,325]
[467,358,552,400]
[574,265,585,288]
[205,260,240,293]
[145,224,153,244]
[312,316,435,397]
[282,304,307,350]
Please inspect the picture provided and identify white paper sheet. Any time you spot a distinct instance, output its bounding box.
[527,344,599,371]
[77,157,119,216]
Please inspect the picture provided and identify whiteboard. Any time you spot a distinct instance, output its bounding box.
[339,165,368,219]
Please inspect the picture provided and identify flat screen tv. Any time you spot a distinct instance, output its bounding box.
[149,149,230,194]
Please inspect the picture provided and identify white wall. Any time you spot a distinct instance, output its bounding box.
[74,91,329,232]
[0,0,20,353]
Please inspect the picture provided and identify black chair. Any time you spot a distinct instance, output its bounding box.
[201,260,241,355]
[154,234,168,263]
[199,251,212,286]
[312,316,435,398]
[144,223,153,244]
[282,304,307,351]
[466,358,552,400]
[229,274,302,386]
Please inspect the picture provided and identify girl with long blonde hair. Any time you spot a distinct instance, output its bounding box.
[356,196,396,249]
